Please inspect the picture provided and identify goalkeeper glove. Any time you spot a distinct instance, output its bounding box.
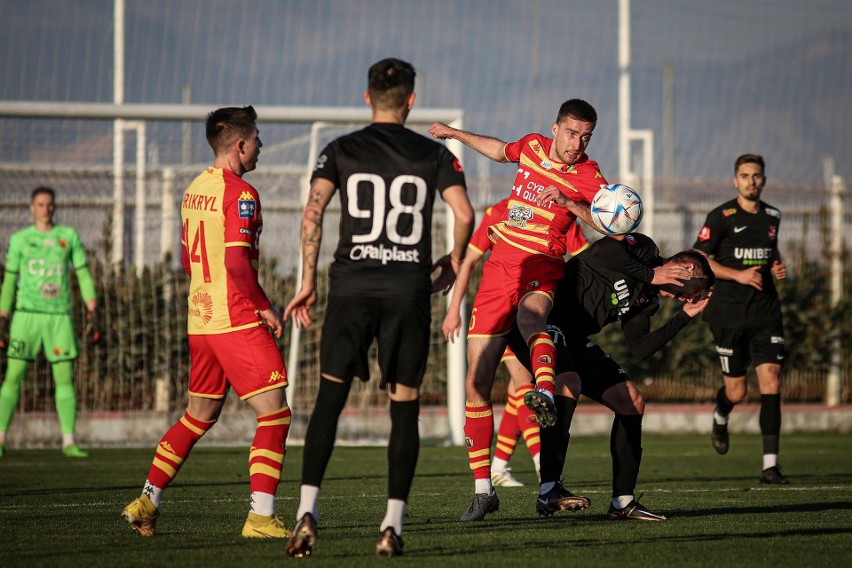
[0,315,8,351]
[85,311,103,344]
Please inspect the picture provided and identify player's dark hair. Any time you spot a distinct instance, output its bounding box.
[734,153,765,173]
[659,249,715,299]
[669,249,715,287]
[368,58,416,110]
[31,186,55,202]
[205,105,258,155]
[557,99,597,127]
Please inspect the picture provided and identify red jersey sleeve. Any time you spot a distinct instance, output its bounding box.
[468,199,510,255]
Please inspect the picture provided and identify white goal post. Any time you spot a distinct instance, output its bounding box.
[0,100,470,444]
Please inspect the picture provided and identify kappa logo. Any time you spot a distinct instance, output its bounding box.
[734,226,747,233]
[268,370,283,383]
[159,441,175,454]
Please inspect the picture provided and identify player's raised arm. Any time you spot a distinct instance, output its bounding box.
[428,122,509,163]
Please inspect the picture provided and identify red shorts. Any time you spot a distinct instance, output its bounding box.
[188,325,287,400]
[468,255,563,338]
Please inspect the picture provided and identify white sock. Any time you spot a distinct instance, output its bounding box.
[713,411,729,425]
[763,454,778,470]
[62,434,75,447]
[491,457,509,473]
[613,495,634,509]
[539,481,555,495]
[296,485,320,521]
[475,478,493,494]
[249,491,275,516]
[532,452,540,473]
[379,498,406,535]
[143,479,164,508]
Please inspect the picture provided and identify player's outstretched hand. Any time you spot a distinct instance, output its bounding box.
[260,306,284,339]
[431,254,459,295]
[428,122,453,139]
[284,286,317,330]
[0,315,8,351]
[683,286,713,318]
[85,310,103,344]
[652,264,689,286]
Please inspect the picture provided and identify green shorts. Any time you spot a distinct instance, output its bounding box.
[7,311,79,363]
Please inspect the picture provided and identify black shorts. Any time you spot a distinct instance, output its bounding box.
[709,322,786,377]
[320,294,431,389]
[507,324,628,402]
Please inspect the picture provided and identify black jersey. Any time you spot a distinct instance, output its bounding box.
[312,123,466,298]
[552,234,660,337]
[509,233,694,367]
[692,198,782,326]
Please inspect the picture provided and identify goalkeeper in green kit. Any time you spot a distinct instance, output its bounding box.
[0,186,101,458]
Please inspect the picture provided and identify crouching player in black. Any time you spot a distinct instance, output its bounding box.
[507,233,714,521]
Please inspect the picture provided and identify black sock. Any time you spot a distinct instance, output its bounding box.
[539,396,578,484]
[301,378,351,487]
[716,387,735,416]
[388,399,420,501]
[760,394,781,456]
[611,414,643,498]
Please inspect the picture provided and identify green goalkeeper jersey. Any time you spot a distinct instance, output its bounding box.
[0,224,96,315]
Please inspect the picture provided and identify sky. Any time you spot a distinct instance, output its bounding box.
[1,0,850,186]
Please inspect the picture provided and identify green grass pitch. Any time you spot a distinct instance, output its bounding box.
[1,433,850,567]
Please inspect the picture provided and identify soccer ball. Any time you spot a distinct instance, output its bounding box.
[590,184,643,235]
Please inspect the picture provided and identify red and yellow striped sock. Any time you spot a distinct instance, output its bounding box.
[515,384,541,458]
[528,332,556,393]
[249,405,291,494]
[493,393,522,462]
[147,411,215,489]
[464,401,494,480]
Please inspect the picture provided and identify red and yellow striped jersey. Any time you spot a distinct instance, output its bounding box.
[181,167,266,335]
[489,133,606,258]
[469,197,588,258]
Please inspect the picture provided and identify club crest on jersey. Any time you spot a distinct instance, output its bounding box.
[507,204,533,228]
[59,238,68,248]
[722,208,738,217]
[768,225,777,240]
[239,192,257,219]
[697,226,711,242]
